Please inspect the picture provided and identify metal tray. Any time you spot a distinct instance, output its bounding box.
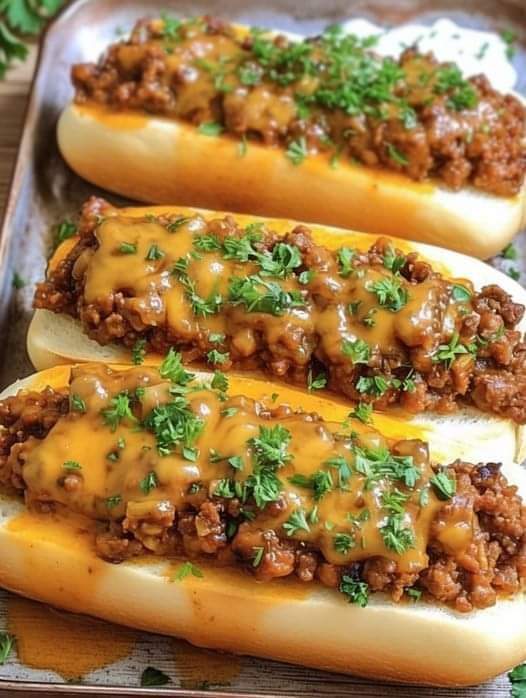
[0,0,525,695]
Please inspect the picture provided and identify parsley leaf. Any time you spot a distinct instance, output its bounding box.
[286,137,308,165]
[198,121,224,137]
[171,561,204,581]
[430,471,456,500]
[140,666,171,687]
[101,392,136,432]
[340,575,369,607]
[368,276,408,312]
[140,470,159,495]
[0,631,14,665]
[131,338,147,365]
[283,508,310,536]
[342,338,370,364]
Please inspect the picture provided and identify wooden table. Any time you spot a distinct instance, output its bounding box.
[0,48,37,219]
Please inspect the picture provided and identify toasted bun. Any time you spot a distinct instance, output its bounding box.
[57,102,526,259]
[1,365,526,686]
[28,204,526,464]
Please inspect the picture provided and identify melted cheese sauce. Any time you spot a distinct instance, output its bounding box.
[75,213,468,375]
[18,364,444,575]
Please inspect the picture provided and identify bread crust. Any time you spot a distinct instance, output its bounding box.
[0,366,526,687]
[57,103,526,259]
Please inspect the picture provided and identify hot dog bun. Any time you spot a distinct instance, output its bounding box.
[28,204,526,464]
[57,102,526,259]
[1,364,525,687]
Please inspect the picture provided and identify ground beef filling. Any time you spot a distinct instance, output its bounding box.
[34,198,526,423]
[0,386,524,613]
[71,16,526,196]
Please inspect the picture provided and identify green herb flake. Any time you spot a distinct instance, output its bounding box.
[171,561,204,582]
[63,460,81,471]
[140,666,171,687]
[430,471,456,500]
[340,575,369,607]
[252,546,264,567]
[119,241,137,254]
[198,121,224,137]
[286,137,308,165]
[0,632,14,665]
[131,338,147,365]
[140,470,159,495]
[106,494,122,509]
[12,271,26,289]
[71,394,86,413]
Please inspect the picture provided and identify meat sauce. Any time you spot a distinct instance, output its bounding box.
[71,16,526,196]
[0,362,524,612]
[34,198,526,422]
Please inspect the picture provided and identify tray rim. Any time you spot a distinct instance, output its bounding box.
[0,0,523,695]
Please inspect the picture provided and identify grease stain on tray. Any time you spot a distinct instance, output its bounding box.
[173,639,242,689]
[7,595,138,679]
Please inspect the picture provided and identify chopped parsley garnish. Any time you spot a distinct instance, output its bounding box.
[368,276,408,311]
[258,243,302,278]
[229,274,305,316]
[211,371,229,393]
[106,494,122,509]
[340,575,369,607]
[159,348,194,385]
[502,243,518,260]
[324,455,352,488]
[131,338,147,365]
[166,215,193,232]
[508,268,521,282]
[55,219,77,246]
[252,546,265,567]
[228,455,244,471]
[171,561,204,581]
[198,121,224,137]
[451,284,472,302]
[349,402,373,424]
[193,233,221,251]
[140,666,171,687]
[286,137,308,165]
[71,394,86,413]
[307,368,327,391]
[142,395,204,457]
[382,246,406,274]
[221,407,238,418]
[289,469,333,500]
[12,272,26,289]
[101,392,136,432]
[342,338,370,364]
[0,632,14,665]
[407,587,422,602]
[208,332,225,344]
[140,470,159,495]
[354,446,420,489]
[508,663,526,697]
[386,143,408,165]
[500,29,516,60]
[298,270,315,285]
[207,349,229,365]
[283,508,310,536]
[355,374,390,397]
[63,460,81,471]
[433,331,476,369]
[119,241,137,254]
[381,488,409,514]
[244,424,291,508]
[380,514,415,554]
[145,244,165,261]
[334,532,355,554]
[430,471,456,500]
[337,247,356,277]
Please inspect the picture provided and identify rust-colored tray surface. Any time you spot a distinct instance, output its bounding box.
[0,0,525,695]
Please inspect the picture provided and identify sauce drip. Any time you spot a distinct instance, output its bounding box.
[6,595,138,680]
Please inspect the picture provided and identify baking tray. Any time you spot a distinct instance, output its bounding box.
[0,0,525,695]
